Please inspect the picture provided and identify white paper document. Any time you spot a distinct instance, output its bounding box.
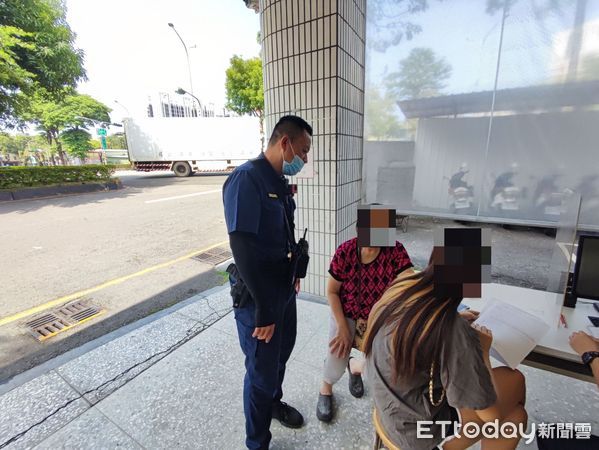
[473,299,551,369]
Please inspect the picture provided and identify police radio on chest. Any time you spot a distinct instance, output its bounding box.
[294,228,310,279]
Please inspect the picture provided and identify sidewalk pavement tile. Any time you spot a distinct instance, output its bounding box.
[209,308,237,336]
[175,288,233,324]
[0,371,88,450]
[56,312,204,405]
[292,328,329,370]
[268,359,374,450]
[295,299,328,332]
[294,299,329,352]
[33,407,141,450]
[5,288,598,450]
[96,326,245,449]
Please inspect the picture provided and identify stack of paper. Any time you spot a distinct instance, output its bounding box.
[474,299,551,369]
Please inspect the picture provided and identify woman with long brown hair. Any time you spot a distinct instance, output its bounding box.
[364,235,527,450]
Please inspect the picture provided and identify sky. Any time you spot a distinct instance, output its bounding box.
[66,0,261,125]
[64,0,599,129]
[366,0,599,95]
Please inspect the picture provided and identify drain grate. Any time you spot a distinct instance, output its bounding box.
[57,301,103,323]
[25,300,105,341]
[25,314,71,341]
[192,246,232,266]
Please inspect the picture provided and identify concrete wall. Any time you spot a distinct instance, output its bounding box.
[362,141,415,206]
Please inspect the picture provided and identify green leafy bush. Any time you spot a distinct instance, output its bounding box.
[0,165,116,190]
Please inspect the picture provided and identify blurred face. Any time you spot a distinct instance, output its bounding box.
[431,228,491,298]
[356,205,396,247]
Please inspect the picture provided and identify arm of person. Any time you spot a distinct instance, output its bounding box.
[591,359,599,388]
[326,276,352,358]
[471,324,502,422]
[223,170,279,340]
[459,309,480,323]
[441,322,499,423]
[569,331,599,388]
[327,242,354,358]
[229,232,279,331]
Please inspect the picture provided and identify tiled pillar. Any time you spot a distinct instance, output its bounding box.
[258,0,366,297]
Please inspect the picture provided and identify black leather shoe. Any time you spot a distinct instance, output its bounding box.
[272,401,304,429]
[347,357,364,398]
[316,394,333,422]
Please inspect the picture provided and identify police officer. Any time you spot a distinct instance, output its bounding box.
[223,115,312,450]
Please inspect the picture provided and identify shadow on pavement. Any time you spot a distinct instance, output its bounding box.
[0,269,227,384]
[0,171,229,214]
[0,184,142,214]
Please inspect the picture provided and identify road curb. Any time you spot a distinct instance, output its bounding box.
[0,284,324,396]
[0,180,123,202]
[0,284,230,395]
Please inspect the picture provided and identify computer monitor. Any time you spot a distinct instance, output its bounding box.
[572,235,599,302]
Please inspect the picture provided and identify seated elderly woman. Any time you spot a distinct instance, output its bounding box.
[364,228,527,450]
[316,205,414,423]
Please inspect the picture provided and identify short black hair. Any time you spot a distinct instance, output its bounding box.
[267,115,312,147]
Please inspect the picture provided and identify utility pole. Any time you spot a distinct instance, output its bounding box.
[168,23,194,95]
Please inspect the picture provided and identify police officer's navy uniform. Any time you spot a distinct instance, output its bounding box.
[223,153,298,450]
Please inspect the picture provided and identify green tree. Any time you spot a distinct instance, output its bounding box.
[385,47,451,100]
[486,0,583,81]
[485,0,568,16]
[91,134,126,150]
[0,0,85,127]
[368,0,442,52]
[225,55,263,117]
[0,133,27,155]
[225,55,264,138]
[106,133,127,149]
[0,132,54,163]
[22,90,110,164]
[0,27,35,126]
[364,85,404,140]
[60,128,92,159]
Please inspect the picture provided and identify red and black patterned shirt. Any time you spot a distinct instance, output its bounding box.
[328,238,413,320]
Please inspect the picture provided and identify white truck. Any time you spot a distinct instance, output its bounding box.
[123,116,261,177]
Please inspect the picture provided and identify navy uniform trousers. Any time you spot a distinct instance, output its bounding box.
[234,289,297,450]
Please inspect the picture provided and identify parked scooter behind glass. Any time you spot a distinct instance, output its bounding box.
[490,163,525,215]
[532,173,564,218]
[447,163,474,213]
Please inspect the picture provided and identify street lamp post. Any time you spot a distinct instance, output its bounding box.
[168,23,194,95]
[114,99,131,116]
[175,88,203,117]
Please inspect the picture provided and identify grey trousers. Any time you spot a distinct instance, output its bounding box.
[322,314,357,385]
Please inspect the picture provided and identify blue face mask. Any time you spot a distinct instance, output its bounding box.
[282,145,305,176]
